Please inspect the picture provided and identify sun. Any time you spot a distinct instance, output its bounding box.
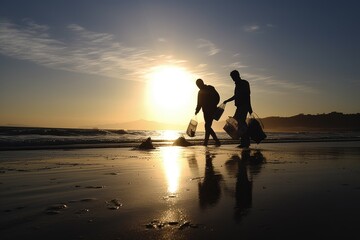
[146,65,197,124]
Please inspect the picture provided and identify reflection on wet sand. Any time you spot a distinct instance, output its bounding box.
[190,149,266,216]
[2,142,360,240]
[224,150,266,221]
[148,147,267,237]
[160,147,182,194]
[186,153,200,176]
[198,151,223,209]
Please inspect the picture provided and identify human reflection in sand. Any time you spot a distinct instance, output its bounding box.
[198,151,223,209]
[186,153,200,176]
[225,149,265,222]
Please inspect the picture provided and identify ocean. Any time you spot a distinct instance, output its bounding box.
[0,126,359,150]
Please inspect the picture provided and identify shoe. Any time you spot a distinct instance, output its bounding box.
[236,144,249,148]
[215,141,221,147]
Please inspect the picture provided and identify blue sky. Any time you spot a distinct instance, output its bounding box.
[0,0,359,128]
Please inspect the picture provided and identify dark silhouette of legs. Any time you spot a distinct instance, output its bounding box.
[234,108,250,147]
[204,112,220,146]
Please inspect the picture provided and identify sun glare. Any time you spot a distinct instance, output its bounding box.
[160,130,180,141]
[146,65,197,123]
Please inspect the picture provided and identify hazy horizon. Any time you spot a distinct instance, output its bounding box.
[1,111,359,132]
[1,1,359,128]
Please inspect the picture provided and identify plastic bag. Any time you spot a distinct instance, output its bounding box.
[213,103,226,121]
[186,116,198,137]
[223,117,247,139]
[247,114,267,144]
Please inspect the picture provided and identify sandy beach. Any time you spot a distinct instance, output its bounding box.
[1,141,359,240]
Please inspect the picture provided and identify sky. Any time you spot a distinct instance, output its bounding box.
[0,0,359,128]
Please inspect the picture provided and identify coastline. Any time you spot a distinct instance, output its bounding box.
[2,126,360,151]
[1,141,360,239]
[1,137,359,151]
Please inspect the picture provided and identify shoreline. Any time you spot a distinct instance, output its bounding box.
[1,138,360,151]
[0,138,359,151]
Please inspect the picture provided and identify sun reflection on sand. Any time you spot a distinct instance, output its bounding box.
[160,147,182,194]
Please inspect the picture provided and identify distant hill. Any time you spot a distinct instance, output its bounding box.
[260,112,360,131]
[96,112,360,132]
[184,112,360,132]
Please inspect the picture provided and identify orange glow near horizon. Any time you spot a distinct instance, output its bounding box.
[159,130,181,140]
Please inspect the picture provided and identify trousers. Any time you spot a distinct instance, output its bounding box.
[203,110,219,145]
[234,107,250,146]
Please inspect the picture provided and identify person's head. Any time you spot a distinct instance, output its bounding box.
[230,70,241,81]
[196,78,205,89]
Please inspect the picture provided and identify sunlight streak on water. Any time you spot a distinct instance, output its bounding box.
[158,130,181,141]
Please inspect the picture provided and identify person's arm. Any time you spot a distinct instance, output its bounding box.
[247,82,253,114]
[195,92,202,115]
[223,95,235,104]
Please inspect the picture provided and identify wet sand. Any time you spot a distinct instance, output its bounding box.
[1,141,359,240]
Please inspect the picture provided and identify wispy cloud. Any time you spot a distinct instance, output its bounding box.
[243,72,316,93]
[196,38,220,56]
[243,23,275,33]
[0,19,313,94]
[228,62,248,69]
[0,20,66,64]
[0,19,188,81]
[244,24,260,32]
[223,64,316,93]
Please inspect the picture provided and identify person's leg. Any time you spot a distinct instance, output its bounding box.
[209,120,220,146]
[204,112,220,146]
[204,125,210,146]
[203,113,211,146]
[234,108,250,147]
[241,131,250,147]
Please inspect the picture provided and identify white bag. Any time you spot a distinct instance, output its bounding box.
[223,117,247,139]
[186,116,198,137]
[213,103,226,121]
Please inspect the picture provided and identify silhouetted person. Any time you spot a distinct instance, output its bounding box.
[198,151,222,208]
[195,79,221,146]
[224,70,253,148]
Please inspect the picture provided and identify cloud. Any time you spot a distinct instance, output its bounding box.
[241,72,317,93]
[0,20,188,81]
[0,19,313,94]
[0,20,66,64]
[228,61,248,69]
[196,38,220,56]
[23,18,50,32]
[221,62,316,93]
[243,23,275,33]
[244,24,260,32]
